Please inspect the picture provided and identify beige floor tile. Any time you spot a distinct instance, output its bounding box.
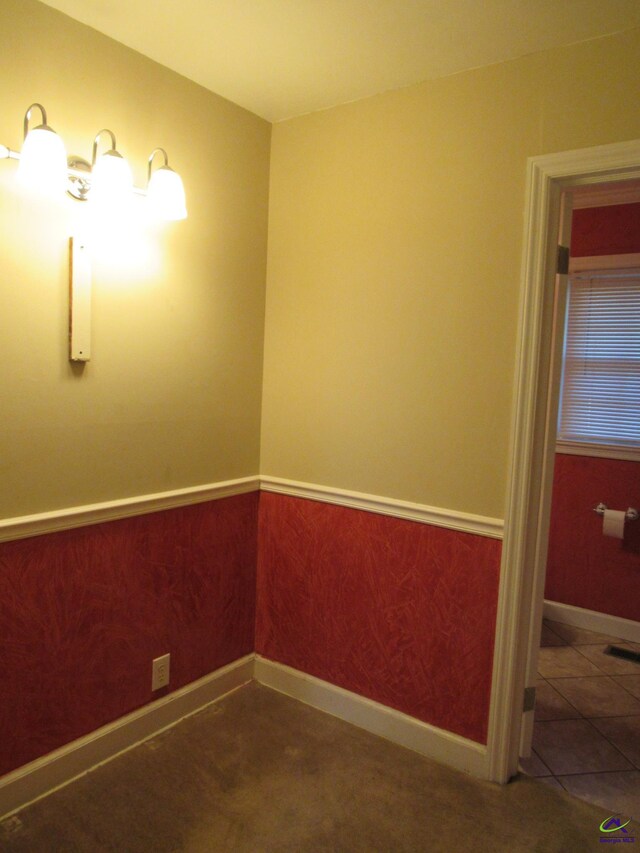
[591,716,640,768]
[540,622,567,647]
[535,680,582,721]
[532,626,640,823]
[548,675,640,718]
[558,771,640,825]
[532,719,633,775]
[519,749,552,777]
[537,646,604,678]
[613,674,640,700]
[576,644,640,675]
[545,621,623,646]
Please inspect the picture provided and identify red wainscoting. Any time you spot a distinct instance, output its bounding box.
[0,493,258,777]
[545,455,640,622]
[256,492,502,744]
[571,202,640,257]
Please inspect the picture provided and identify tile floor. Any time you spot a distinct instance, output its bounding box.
[520,619,640,819]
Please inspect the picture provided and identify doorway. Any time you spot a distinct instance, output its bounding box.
[520,181,640,814]
[486,138,640,789]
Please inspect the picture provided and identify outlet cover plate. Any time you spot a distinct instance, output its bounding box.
[152,653,170,691]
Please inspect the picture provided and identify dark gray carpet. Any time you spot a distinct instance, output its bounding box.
[0,682,630,852]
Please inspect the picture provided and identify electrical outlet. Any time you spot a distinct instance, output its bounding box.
[152,653,170,691]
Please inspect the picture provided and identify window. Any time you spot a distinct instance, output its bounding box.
[557,269,640,458]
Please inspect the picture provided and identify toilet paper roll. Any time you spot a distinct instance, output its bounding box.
[603,509,626,539]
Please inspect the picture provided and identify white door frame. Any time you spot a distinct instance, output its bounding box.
[486,138,640,784]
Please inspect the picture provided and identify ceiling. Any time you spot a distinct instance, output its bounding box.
[40,0,640,122]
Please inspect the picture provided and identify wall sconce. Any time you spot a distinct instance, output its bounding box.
[90,128,134,207]
[1,103,188,220]
[16,103,67,194]
[147,148,187,221]
[1,104,189,364]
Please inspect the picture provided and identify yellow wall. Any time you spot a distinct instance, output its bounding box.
[0,0,271,518]
[3,4,640,524]
[261,29,640,518]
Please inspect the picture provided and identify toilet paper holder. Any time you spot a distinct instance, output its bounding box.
[593,502,639,521]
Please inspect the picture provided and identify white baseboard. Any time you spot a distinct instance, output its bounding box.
[254,656,488,779]
[544,600,640,644]
[0,654,254,821]
[1,653,492,820]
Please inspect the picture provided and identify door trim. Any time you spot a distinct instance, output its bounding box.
[486,138,640,784]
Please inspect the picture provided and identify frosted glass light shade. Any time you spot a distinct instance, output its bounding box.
[91,151,133,206]
[17,126,67,194]
[147,166,187,220]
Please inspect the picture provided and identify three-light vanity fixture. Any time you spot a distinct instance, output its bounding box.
[1,103,187,220]
[1,103,189,364]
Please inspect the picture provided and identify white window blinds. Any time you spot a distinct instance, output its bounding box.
[558,270,640,448]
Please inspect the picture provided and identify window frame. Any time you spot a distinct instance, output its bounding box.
[556,257,640,461]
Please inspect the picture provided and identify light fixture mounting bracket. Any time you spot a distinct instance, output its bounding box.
[67,155,91,201]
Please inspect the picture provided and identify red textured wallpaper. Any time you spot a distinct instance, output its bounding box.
[545,455,640,621]
[0,493,258,777]
[571,202,640,257]
[256,493,502,744]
